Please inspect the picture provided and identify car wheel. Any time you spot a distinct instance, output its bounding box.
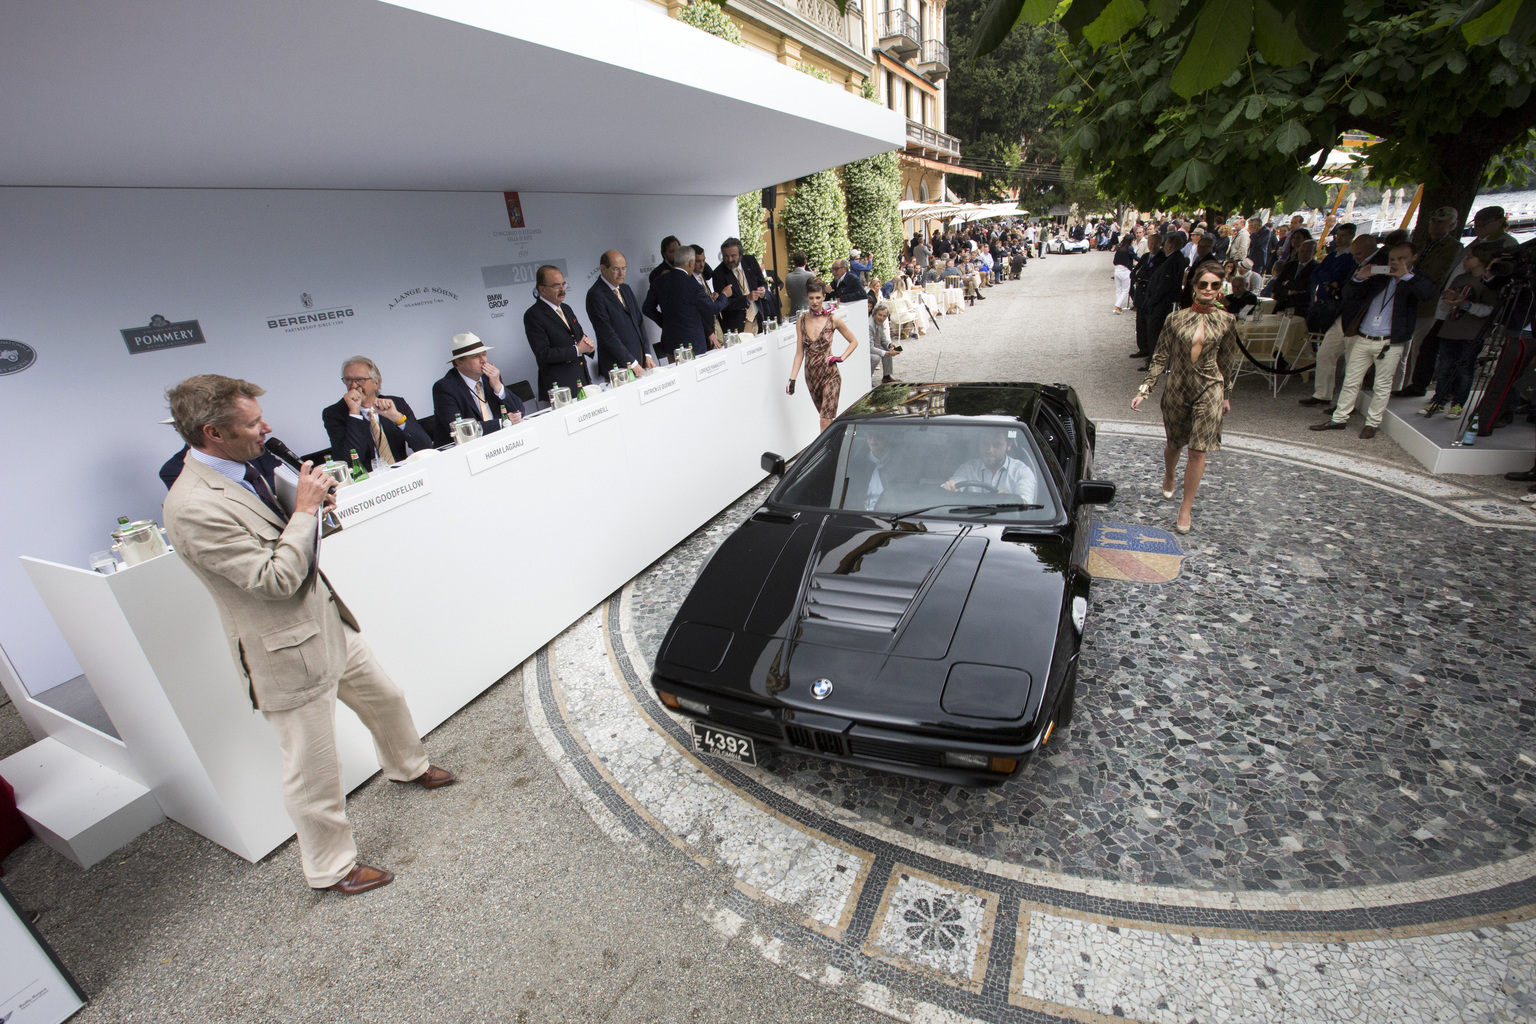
[1054,665,1078,734]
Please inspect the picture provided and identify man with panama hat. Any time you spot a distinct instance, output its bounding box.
[430,331,525,446]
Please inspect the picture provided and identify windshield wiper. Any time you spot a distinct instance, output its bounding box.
[881,502,1044,519]
[946,503,1045,515]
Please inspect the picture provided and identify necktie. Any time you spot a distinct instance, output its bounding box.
[555,304,569,328]
[243,462,284,518]
[369,410,396,466]
[614,286,626,310]
[474,380,492,421]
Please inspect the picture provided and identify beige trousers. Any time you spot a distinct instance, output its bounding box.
[1330,337,1406,429]
[1311,321,1347,400]
[262,627,429,887]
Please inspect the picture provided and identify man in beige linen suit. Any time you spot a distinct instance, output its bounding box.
[162,374,455,895]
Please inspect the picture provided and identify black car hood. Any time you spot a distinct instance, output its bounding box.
[661,511,1074,731]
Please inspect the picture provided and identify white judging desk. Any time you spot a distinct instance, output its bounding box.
[20,309,868,863]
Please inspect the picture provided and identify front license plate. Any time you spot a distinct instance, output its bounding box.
[691,722,758,765]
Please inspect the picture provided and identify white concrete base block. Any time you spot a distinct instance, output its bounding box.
[1382,396,1534,474]
[0,738,164,869]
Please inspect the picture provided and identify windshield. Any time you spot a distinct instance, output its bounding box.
[774,420,1061,523]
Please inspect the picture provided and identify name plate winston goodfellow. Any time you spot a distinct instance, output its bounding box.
[638,374,680,404]
[695,354,729,382]
[465,427,540,474]
[738,339,767,363]
[566,400,619,434]
[332,469,431,527]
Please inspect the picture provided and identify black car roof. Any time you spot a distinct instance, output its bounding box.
[841,382,1065,422]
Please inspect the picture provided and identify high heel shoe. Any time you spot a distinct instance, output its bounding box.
[1174,519,1192,535]
[1161,484,1175,499]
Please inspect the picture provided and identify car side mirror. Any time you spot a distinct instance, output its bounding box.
[1076,480,1116,505]
[761,451,786,476]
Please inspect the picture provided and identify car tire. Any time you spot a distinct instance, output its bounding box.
[1054,665,1078,735]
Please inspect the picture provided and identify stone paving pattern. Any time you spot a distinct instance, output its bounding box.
[629,437,1536,893]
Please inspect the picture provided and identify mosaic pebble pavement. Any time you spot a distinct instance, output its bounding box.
[527,428,1536,1023]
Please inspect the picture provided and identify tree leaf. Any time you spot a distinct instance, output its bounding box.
[1083,0,1148,48]
[1156,163,1190,194]
[1078,124,1102,150]
[1253,0,1316,66]
[1061,0,1114,42]
[1446,50,1468,73]
[1245,94,1267,119]
[1348,92,1368,115]
[1292,0,1346,55]
[1185,158,1214,191]
[1170,0,1255,99]
[1021,0,1059,23]
[970,0,1027,60]
[1462,0,1521,44]
[1273,118,1310,153]
[1146,0,1183,28]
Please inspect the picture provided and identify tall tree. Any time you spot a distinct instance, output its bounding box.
[945,0,1062,200]
[960,0,1536,230]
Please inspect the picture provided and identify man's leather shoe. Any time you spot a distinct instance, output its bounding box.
[1309,420,1347,431]
[320,864,394,895]
[1298,396,1329,406]
[1129,352,1148,358]
[1505,468,1536,482]
[1359,426,1377,439]
[404,765,457,789]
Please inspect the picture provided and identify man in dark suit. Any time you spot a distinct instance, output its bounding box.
[828,259,866,305]
[586,250,655,380]
[431,333,525,445]
[644,245,725,360]
[1138,231,1189,369]
[648,235,681,289]
[711,237,767,335]
[322,356,433,468]
[524,265,595,402]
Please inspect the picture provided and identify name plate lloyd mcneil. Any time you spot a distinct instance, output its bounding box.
[695,354,729,382]
[332,469,431,527]
[465,425,540,474]
[638,374,680,404]
[738,339,767,363]
[566,399,619,434]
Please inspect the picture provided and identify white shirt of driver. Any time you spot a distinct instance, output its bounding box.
[949,456,1037,502]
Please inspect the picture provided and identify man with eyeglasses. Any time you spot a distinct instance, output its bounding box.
[322,356,433,470]
[524,265,595,403]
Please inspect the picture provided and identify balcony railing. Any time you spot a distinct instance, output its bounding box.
[780,0,865,50]
[879,7,921,59]
[917,38,949,81]
[906,119,961,159]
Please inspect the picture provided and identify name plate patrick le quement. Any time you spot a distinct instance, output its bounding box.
[566,399,619,434]
[738,339,767,363]
[465,426,540,475]
[638,374,680,404]
[695,354,728,382]
[332,469,431,527]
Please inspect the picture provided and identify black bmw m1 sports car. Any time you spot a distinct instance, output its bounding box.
[651,382,1116,786]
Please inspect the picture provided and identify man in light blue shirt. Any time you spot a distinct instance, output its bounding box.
[943,429,1038,501]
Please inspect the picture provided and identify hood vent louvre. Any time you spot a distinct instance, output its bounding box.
[803,574,921,631]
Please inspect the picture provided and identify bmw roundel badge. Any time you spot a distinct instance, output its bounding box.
[811,678,833,700]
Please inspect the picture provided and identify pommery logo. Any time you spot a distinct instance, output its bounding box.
[0,339,37,375]
[121,315,207,355]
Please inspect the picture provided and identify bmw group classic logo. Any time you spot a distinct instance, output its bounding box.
[0,339,36,375]
[811,678,834,700]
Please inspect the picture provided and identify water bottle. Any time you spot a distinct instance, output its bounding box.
[348,448,369,483]
[1461,413,1480,447]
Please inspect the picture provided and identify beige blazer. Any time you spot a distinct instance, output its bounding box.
[163,456,359,712]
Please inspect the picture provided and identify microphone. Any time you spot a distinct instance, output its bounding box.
[263,437,343,533]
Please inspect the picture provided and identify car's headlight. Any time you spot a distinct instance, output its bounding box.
[1071,596,1088,634]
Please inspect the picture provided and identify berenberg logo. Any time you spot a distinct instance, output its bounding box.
[301,292,314,309]
[121,314,207,355]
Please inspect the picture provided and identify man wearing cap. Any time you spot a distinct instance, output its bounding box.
[525,265,595,403]
[1393,206,1467,398]
[431,332,525,445]
[323,356,433,469]
[162,374,455,896]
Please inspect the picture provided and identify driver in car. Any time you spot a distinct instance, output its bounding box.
[943,428,1037,501]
